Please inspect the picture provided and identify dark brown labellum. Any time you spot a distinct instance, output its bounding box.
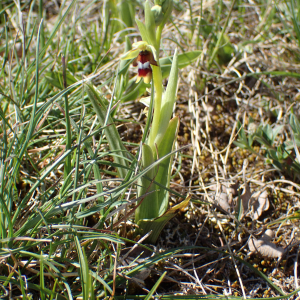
[133,50,157,84]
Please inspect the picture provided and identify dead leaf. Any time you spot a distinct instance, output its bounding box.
[216,192,231,212]
[210,183,237,212]
[210,182,239,196]
[236,185,270,220]
[239,184,252,219]
[248,230,284,259]
[252,190,269,220]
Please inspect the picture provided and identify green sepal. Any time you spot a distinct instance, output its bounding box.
[138,195,190,243]
[120,48,140,60]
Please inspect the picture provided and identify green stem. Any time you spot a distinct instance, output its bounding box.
[156,24,163,51]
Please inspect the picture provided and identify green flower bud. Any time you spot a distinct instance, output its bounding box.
[151,5,164,26]
[161,0,172,14]
[154,0,172,26]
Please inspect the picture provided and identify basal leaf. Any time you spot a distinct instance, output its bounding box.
[138,196,190,243]
[156,117,179,216]
[136,144,159,222]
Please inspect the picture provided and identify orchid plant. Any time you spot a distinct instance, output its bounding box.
[121,0,189,242]
[86,0,190,243]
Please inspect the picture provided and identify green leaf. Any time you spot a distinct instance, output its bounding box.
[145,271,167,300]
[233,141,249,149]
[135,18,150,44]
[235,190,243,222]
[160,50,201,78]
[138,196,190,243]
[272,125,284,142]
[27,0,77,72]
[75,236,90,299]
[135,144,159,222]
[45,71,77,90]
[40,254,46,300]
[269,148,279,160]
[160,0,173,27]
[198,18,213,38]
[120,79,148,103]
[118,0,134,28]
[237,120,247,141]
[155,50,178,147]
[155,117,179,216]
[85,84,129,179]
[145,0,157,47]
[234,121,252,149]
[247,136,253,148]
[18,268,27,298]
[290,113,300,135]
[216,33,235,65]
[115,37,132,101]
[160,51,201,67]
[254,124,283,148]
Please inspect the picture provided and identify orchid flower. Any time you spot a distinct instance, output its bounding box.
[121,41,157,84]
